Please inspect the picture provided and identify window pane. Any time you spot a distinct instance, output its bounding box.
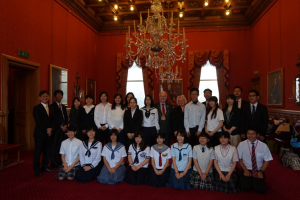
[200,61,217,80]
[127,63,143,81]
[126,81,145,107]
[198,81,219,103]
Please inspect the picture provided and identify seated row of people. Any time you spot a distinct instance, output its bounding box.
[56,125,272,194]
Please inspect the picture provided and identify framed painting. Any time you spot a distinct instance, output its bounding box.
[267,68,284,107]
[159,79,183,106]
[49,64,68,106]
[86,77,96,100]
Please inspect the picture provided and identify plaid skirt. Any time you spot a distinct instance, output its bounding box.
[190,170,215,190]
[55,165,79,179]
[214,171,241,193]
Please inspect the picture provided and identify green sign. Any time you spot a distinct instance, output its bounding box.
[18,50,30,58]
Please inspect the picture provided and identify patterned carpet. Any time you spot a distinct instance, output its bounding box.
[0,151,299,200]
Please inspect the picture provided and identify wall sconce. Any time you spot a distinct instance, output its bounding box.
[178,8,185,18]
[114,4,118,10]
[113,12,118,21]
[129,0,135,11]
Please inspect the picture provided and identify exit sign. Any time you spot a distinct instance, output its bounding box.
[18,50,30,58]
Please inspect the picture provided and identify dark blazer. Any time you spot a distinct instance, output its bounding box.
[222,108,241,136]
[242,103,269,137]
[78,107,96,131]
[49,102,68,131]
[33,103,55,138]
[172,106,185,133]
[240,99,250,110]
[123,108,143,134]
[202,101,207,106]
[154,102,173,136]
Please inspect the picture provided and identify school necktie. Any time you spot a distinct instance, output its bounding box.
[202,147,205,153]
[159,152,162,167]
[162,104,166,116]
[251,142,258,177]
[251,105,255,119]
[178,149,183,161]
[59,103,65,120]
[134,151,140,164]
[45,105,49,116]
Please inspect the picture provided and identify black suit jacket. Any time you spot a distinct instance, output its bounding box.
[242,103,269,137]
[222,108,241,136]
[78,107,96,131]
[172,106,185,133]
[50,102,68,131]
[202,101,207,106]
[240,99,250,110]
[154,102,173,135]
[123,108,143,134]
[33,103,55,138]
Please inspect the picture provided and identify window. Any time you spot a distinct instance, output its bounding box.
[198,61,219,102]
[126,63,145,107]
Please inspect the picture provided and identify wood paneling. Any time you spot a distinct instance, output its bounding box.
[268,109,300,125]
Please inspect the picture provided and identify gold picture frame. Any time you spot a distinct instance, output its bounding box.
[267,68,284,107]
[49,64,68,106]
[159,79,183,106]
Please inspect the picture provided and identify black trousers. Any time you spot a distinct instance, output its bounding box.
[33,135,53,172]
[240,169,266,194]
[96,125,110,145]
[51,129,65,164]
[186,126,199,147]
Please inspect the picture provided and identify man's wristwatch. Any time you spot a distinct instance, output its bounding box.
[258,170,264,173]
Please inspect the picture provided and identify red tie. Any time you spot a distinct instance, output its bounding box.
[159,153,162,167]
[252,143,257,177]
[162,104,166,116]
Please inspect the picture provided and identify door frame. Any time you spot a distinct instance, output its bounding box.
[1,54,40,149]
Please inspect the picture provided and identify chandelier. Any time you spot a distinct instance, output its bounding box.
[124,0,188,83]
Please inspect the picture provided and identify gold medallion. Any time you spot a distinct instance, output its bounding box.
[161,116,166,120]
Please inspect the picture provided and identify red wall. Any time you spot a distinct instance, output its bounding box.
[0,0,99,109]
[250,0,300,110]
[97,29,252,102]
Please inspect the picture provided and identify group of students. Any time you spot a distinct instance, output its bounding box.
[32,86,272,194]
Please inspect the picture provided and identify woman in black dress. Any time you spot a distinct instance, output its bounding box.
[78,95,96,141]
[69,97,83,134]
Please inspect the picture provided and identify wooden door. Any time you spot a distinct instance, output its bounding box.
[251,75,263,104]
[14,71,30,150]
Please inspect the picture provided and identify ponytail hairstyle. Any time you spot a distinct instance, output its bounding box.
[206,96,219,120]
[134,131,147,151]
[198,132,213,149]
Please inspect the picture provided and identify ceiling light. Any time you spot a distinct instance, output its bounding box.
[226,10,230,15]
[130,5,134,11]
[114,5,118,10]
[204,0,208,6]
[99,0,102,1]
[179,12,183,18]
[114,16,118,21]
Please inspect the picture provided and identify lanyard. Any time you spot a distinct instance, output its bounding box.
[247,140,258,156]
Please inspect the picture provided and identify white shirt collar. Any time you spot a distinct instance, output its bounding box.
[250,102,258,107]
[84,104,95,109]
[247,139,258,145]
[41,102,48,107]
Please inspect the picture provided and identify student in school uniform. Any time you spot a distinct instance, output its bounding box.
[55,126,82,180]
[205,96,224,147]
[123,97,143,151]
[97,129,127,184]
[94,91,111,145]
[222,94,242,147]
[124,131,150,185]
[145,132,171,188]
[166,130,192,190]
[124,92,135,110]
[107,94,126,144]
[214,132,241,193]
[78,95,96,141]
[69,97,83,134]
[74,126,103,183]
[190,132,215,190]
[141,94,160,147]
[237,126,273,194]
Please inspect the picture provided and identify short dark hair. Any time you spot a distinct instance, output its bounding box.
[144,94,154,107]
[129,97,137,105]
[54,90,63,96]
[190,87,199,94]
[176,129,187,143]
[156,132,165,139]
[248,89,259,96]
[198,132,213,148]
[233,86,243,92]
[87,126,96,132]
[219,132,230,139]
[99,91,109,102]
[246,125,259,134]
[85,94,94,100]
[110,129,119,142]
[204,88,212,94]
[67,125,77,132]
[39,90,49,96]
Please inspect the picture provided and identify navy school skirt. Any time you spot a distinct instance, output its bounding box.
[124,166,149,185]
[166,168,192,190]
[145,166,170,188]
[97,164,126,184]
[74,162,103,183]
[142,126,157,147]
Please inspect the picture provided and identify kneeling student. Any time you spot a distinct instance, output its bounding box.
[145,132,171,188]
[74,126,103,183]
[237,126,273,194]
[166,130,192,190]
[97,129,127,184]
[55,126,81,180]
[124,131,150,185]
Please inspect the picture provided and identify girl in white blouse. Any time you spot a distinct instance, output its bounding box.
[140,94,160,147]
[205,96,224,147]
[107,94,125,144]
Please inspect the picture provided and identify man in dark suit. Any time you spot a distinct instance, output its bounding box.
[242,90,268,141]
[233,86,249,110]
[154,91,173,146]
[49,90,68,168]
[202,88,212,108]
[33,90,55,177]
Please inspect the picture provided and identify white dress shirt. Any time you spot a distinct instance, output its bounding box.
[237,99,242,109]
[206,108,224,132]
[59,138,82,166]
[150,146,171,169]
[79,141,102,168]
[107,106,125,129]
[237,139,273,170]
[140,107,160,130]
[94,103,112,128]
[184,101,206,132]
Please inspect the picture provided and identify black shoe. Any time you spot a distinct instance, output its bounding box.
[35,171,41,177]
[41,167,55,172]
[51,163,60,169]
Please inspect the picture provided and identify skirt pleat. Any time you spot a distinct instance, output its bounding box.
[145,166,170,188]
[166,168,191,190]
[214,171,241,193]
[124,167,149,185]
[189,170,215,190]
[97,165,126,184]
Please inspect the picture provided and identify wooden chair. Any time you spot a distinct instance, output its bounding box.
[266,117,277,141]
[274,118,290,154]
